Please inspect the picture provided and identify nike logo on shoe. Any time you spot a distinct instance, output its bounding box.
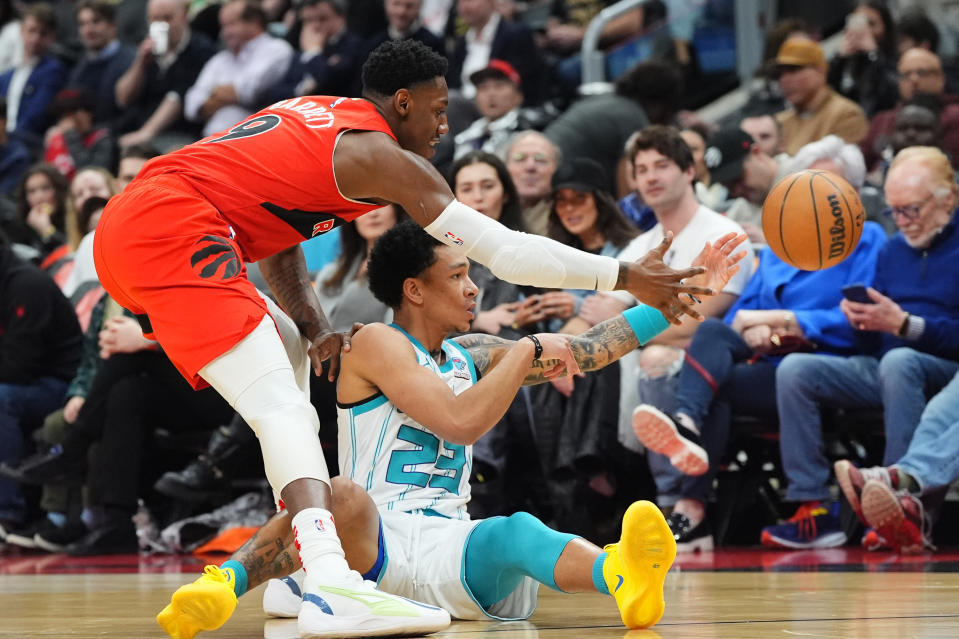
[615,575,624,592]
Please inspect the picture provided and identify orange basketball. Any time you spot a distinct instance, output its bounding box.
[761,169,865,271]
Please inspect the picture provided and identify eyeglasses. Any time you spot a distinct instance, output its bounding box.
[897,68,942,80]
[883,195,933,221]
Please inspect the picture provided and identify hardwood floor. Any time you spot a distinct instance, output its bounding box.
[2,570,958,638]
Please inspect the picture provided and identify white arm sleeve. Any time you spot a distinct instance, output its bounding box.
[423,199,619,291]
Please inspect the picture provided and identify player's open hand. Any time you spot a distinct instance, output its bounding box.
[309,323,364,381]
[688,232,748,295]
[623,233,712,325]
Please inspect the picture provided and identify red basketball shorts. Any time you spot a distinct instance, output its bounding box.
[93,174,269,388]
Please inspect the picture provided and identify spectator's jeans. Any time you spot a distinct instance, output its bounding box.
[897,370,959,491]
[638,359,682,507]
[675,319,756,424]
[776,348,959,502]
[0,378,69,522]
[672,319,778,505]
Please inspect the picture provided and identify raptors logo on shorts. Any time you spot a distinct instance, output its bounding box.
[190,235,241,280]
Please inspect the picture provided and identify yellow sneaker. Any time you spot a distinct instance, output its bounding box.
[602,501,676,629]
[156,565,238,639]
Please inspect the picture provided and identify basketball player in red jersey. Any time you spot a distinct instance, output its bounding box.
[94,40,711,639]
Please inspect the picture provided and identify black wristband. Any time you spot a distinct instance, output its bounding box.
[523,334,543,360]
[897,312,911,338]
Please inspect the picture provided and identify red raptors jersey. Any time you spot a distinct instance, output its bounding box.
[137,96,397,262]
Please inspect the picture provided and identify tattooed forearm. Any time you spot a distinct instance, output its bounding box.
[524,316,640,385]
[259,246,330,340]
[573,315,641,369]
[455,333,514,376]
[459,317,640,386]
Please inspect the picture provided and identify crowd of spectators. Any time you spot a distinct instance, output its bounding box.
[1,0,958,558]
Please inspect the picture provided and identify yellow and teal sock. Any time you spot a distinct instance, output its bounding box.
[592,552,610,595]
[220,560,248,597]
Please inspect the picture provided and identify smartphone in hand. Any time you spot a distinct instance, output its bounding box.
[841,283,875,304]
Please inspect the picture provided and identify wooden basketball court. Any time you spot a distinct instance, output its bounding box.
[2,549,958,638]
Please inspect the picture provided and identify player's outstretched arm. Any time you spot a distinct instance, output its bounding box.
[333,131,711,324]
[339,323,575,445]
[456,314,641,387]
[457,232,749,383]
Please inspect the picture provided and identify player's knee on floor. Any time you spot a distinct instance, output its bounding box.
[472,512,575,588]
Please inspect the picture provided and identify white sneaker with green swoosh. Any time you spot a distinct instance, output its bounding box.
[298,572,451,639]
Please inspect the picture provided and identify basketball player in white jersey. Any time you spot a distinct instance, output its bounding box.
[159,222,746,636]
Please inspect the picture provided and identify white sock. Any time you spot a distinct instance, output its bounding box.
[291,508,352,589]
[288,567,306,585]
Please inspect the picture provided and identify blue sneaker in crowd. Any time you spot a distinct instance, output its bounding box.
[760,501,847,549]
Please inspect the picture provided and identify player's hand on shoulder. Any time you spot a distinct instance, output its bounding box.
[309,322,367,381]
[339,323,417,369]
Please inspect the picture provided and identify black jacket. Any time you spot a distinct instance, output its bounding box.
[0,245,82,383]
[266,30,368,102]
[365,26,447,59]
[448,19,547,106]
[116,31,218,136]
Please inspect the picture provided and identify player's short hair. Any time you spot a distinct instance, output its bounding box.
[368,221,442,309]
[627,124,694,171]
[362,39,448,98]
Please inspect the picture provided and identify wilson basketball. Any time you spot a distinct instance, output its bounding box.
[761,169,865,271]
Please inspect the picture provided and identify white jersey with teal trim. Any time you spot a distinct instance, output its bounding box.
[337,325,477,520]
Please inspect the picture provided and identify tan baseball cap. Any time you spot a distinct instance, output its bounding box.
[776,37,826,70]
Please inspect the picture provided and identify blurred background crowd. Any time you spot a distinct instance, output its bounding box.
[0,0,958,559]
